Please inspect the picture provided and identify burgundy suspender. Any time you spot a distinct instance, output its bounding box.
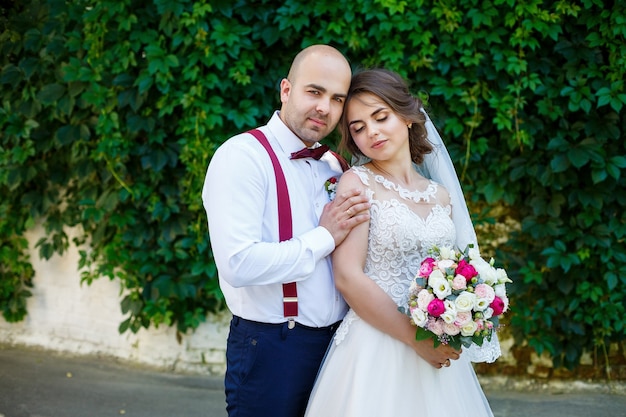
[248,129,299,319]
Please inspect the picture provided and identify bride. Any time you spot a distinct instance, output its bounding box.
[305,68,498,416]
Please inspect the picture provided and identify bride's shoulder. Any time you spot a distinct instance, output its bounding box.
[348,166,370,182]
[429,180,452,206]
[338,166,369,189]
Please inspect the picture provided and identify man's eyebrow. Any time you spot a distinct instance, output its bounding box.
[306,83,327,92]
[305,83,347,99]
[348,107,386,126]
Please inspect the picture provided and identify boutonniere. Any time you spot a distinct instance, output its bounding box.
[325,177,338,200]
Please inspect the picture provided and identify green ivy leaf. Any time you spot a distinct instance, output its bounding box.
[550,154,570,173]
[56,125,81,145]
[0,65,23,85]
[37,83,66,105]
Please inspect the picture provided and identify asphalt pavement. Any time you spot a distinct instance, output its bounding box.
[1,345,625,417]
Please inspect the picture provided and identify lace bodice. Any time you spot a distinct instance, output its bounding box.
[334,166,456,344]
[358,166,456,305]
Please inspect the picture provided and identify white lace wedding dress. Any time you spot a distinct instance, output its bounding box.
[305,166,494,417]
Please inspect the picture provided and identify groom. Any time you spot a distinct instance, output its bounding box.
[202,45,370,417]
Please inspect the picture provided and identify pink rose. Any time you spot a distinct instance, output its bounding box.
[475,283,496,302]
[452,275,467,290]
[418,257,436,277]
[455,259,478,282]
[417,289,435,311]
[443,322,461,336]
[428,318,444,336]
[436,259,456,270]
[427,298,446,317]
[454,311,472,327]
[490,296,505,316]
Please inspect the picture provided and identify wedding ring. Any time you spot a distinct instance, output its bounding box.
[444,359,451,367]
[346,208,351,216]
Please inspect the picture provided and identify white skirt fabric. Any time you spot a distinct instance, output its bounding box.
[305,311,494,417]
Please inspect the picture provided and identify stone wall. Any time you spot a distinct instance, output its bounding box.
[0,225,229,376]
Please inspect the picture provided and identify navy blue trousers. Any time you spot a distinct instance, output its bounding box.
[224,316,339,417]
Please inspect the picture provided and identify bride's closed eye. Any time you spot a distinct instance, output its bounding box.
[350,116,387,134]
[350,123,365,134]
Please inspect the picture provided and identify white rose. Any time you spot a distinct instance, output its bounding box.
[454,291,476,312]
[441,300,457,324]
[460,320,478,337]
[483,307,494,320]
[411,308,428,327]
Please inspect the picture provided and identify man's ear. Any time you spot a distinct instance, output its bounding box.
[279,78,291,104]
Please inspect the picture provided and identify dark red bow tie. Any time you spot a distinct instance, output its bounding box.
[290,144,330,160]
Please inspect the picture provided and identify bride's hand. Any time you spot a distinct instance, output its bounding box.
[413,339,462,369]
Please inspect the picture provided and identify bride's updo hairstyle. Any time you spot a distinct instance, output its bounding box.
[339,68,433,165]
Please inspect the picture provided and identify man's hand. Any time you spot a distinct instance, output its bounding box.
[319,188,370,247]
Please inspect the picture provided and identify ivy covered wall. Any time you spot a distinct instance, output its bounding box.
[1,0,625,372]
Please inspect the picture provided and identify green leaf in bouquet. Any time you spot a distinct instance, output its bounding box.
[447,337,463,351]
[460,336,475,348]
[415,327,435,344]
[414,277,426,287]
[472,334,485,346]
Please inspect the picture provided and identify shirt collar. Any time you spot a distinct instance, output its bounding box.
[267,111,320,156]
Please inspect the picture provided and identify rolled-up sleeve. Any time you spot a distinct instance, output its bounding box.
[202,135,335,288]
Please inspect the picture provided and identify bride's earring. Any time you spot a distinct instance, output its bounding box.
[408,123,412,129]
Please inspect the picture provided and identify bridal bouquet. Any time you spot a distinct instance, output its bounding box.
[404,245,512,350]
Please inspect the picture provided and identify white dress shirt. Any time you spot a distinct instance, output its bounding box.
[202,112,348,327]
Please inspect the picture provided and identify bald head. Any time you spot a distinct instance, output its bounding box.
[287,45,350,84]
[279,45,352,145]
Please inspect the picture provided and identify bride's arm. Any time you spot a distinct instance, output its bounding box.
[333,172,459,368]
